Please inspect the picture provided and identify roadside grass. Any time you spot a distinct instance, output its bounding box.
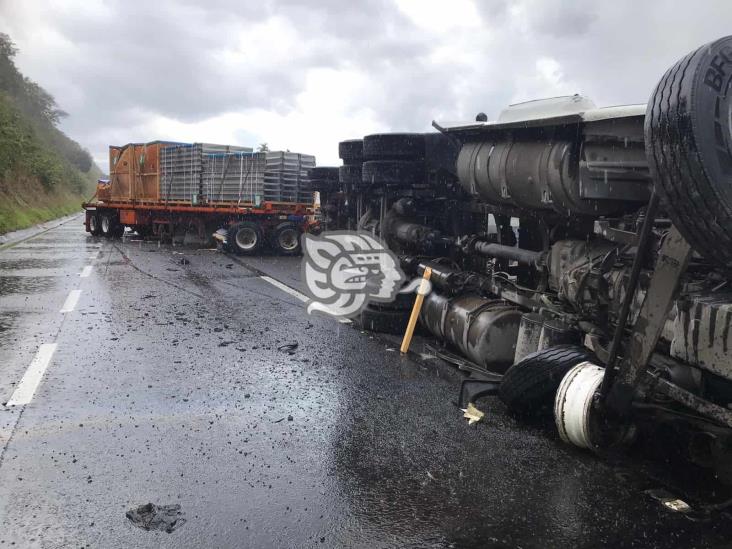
[0,176,85,234]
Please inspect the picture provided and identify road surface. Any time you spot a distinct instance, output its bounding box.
[0,216,730,548]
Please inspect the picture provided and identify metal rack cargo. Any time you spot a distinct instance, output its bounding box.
[82,140,318,256]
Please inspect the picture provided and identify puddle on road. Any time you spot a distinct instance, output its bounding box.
[0,258,64,270]
[126,503,186,533]
[0,275,57,296]
[0,311,19,344]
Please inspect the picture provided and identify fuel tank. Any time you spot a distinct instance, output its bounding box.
[420,292,522,372]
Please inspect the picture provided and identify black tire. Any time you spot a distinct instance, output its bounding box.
[310,179,340,193]
[360,305,410,335]
[308,167,339,181]
[362,160,425,187]
[88,213,102,236]
[374,291,415,311]
[645,35,732,269]
[100,214,115,238]
[271,222,302,256]
[135,225,152,238]
[363,133,425,160]
[112,223,125,238]
[338,139,363,163]
[339,164,362,187]
[229,221,263,255]
[499,344,595,417]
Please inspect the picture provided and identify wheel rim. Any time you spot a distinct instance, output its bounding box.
[89,216,98,232]
[101,216,111,233]
[554,361,604,449]
[235,227,258,250]
[277,228,299,251]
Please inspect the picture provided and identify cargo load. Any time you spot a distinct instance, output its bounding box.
[84,140,318,255]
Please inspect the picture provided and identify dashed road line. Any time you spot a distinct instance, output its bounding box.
[260,275,308,302]
[60,289,82,313]
[5,343,58,407]
[80,265,93,278]
[258,275,352,324]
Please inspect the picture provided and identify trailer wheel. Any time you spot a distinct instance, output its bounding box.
[362,160,425,187]
[645,35,732,269]
[338,164,362,189]
[338,139,363,163]
[100,214,115,237]
[88,213,102,236]
[230,222,263,255]
[271,223,302,256]
[375,291,415,311]
[499,345,595,417]
[360,305,410,335]
[363,133,425,160]
[135,226,152,238]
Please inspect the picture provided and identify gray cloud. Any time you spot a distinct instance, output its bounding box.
[2,0,731,167]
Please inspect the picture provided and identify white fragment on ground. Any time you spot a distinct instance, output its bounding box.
[461,402,485,425]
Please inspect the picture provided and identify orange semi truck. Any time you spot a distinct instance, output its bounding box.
[82,141,318,255]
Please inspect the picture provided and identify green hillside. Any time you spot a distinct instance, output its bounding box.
[0,33,100,234]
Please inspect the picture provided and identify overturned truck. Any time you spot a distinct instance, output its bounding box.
[312,37,732,476]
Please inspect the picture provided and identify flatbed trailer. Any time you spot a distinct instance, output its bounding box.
[82,141,319,255]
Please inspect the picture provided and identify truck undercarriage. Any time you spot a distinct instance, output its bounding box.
[312,36,732,481]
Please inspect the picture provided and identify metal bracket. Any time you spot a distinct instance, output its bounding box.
[594,220,639,246]
[604,226,693,416]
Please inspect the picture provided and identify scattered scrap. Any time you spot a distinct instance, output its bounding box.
[462,402,485,425]
[126,503,186,533]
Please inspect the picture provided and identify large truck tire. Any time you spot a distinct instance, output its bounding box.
[309,166,340,194]
[362,160,425,187]
[271,222,302,256]
[363,133,425,160]
[360,305,410,335]
[338,139,363,164]
[88,213,102,236]
[229,221,263,255]
[100,214,115,238]
[339,164,362,189]
[499,345,596,417]
[645,35,732,269]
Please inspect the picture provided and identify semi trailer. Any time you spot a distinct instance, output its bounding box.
[312,36,732,478]
[82,141,318,255]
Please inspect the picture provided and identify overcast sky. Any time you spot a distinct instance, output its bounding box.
[2,0,731,170]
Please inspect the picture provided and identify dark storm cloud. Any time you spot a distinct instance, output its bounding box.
[2,0,732,166]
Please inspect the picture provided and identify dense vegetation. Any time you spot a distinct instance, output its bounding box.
[0,33,100,234]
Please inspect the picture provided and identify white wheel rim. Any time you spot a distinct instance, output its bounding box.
[90,216,98,231]
[101,216,110,233]
[235,228,257,250]
[554,361,605,449]
[278,229,299,251]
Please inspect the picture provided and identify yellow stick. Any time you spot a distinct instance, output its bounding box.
[400,267,432,355]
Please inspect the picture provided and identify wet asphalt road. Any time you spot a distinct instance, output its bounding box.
[1,217,732,548]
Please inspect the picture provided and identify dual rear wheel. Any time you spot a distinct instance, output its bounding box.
[228,221,302,256]
[89,213,123,238]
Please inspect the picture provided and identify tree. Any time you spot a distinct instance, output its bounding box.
[257,142,269,152]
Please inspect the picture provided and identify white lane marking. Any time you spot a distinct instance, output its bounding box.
[260,275,308,302]
[60,289,82,313]
[6,343,58,406]
[80,265,93,278]
[258,275,352,324]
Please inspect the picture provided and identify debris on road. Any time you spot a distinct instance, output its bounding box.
[277,342,298,354]
[645,489,693,514]
[462,403,485,425]
[126,503,186,533]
